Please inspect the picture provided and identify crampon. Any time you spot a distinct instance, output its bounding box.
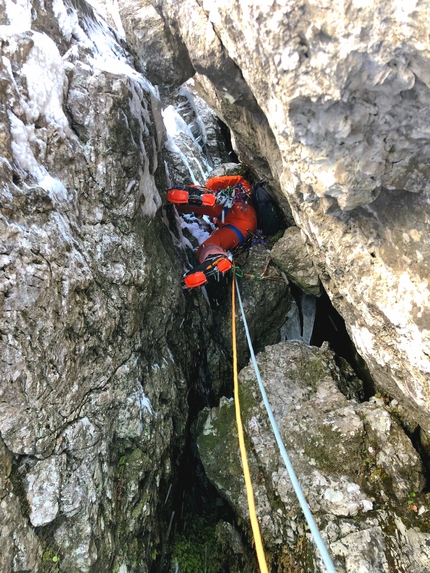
[182,254,233,289]
[167,186,216,207]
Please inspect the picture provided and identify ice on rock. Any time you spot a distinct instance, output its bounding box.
[281,293,317,345]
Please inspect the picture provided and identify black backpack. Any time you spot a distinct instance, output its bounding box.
[251,181,284,237]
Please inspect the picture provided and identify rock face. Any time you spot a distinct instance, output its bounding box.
[0,2,227,571]
[197,341,430,573]
[270,226,322,297]
[2,0,430,571]
[0,4,190,570]
[207,243,292,374]
[0,2,295,571]
[122,0,430,432]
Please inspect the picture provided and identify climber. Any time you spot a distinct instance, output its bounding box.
[167,175,258,289]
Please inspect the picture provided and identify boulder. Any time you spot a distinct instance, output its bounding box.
[198,341,430,572]
[270,226,322,296]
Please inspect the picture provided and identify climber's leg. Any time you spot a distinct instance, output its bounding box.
[182,249,233,288]
[197,227,240,262]
[182,228,238,289]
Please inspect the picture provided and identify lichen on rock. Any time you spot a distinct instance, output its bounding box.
[197,341,430,572]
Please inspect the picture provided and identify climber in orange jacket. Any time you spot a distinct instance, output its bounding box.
[167,175,257,288]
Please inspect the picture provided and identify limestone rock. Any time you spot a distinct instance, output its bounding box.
[197,341,429,572]
[0,2,227,571]
[2,0,430,570]
[208,162,248,178]
[25,456,65,527]
[132,0,430,433]
[270,226,322,296]
[0,436,42,572]
[116,0,194,89]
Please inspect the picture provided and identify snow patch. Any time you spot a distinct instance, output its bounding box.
[5,0,163,222]
[139,162,162,217]
[39,175,68,203]
[3,0,32,31]
[181,216,211,245]
[21,32,69,133]
[52,0,91,45]
[8,111,44,179]
[8,112,71,207]
[130,386,153,416]
[81,9,157,96]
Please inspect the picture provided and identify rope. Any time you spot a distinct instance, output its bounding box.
[232,255,287,283]
[231,273,269,573]
[234,277,338,573]
[232,265,285,283]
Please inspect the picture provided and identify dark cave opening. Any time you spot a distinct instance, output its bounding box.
[308,285,376,399]
[218,119,239,164]
[165,356,243,573]
[410,427,430,493]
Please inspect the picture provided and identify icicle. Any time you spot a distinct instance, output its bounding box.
[166,511,175,537]
[280,293,317,345]
[301,294,317,345]
[281,299,302,342]
[164,483,172,504]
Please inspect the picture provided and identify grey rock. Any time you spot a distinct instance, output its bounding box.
[0,3,228,571]
[0,436,42,572]
[270,226,322,296]
[140,0,430,432]
[25,455,65,527]
[116,0,194,89]
[2,0,430,570]
[213,243,291,371]
[198,341,429,572]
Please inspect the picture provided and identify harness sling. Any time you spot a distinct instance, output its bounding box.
[222,223,246,245]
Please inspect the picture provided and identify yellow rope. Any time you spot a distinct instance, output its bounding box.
[231,271,269,573]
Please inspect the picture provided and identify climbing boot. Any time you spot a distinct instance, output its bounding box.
[167,187,216,207]
[182,255,233,289]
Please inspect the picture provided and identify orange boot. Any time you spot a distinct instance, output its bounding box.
[167,186,216,207]
[182,254,232,289]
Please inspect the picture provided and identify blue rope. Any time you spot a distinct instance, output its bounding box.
[235,278,337,573]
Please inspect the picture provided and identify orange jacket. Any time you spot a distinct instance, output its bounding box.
[204,175,252,194]
[204,175,257,237]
